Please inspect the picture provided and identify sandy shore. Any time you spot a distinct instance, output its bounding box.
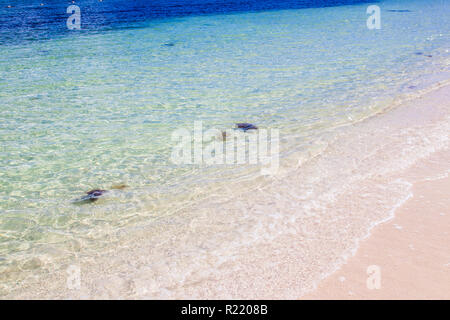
[303,139,450,299]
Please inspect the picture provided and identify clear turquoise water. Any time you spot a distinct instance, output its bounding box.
[0,0,449,293]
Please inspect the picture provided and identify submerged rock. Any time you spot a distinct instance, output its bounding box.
[85,189,108,201]
[73,189,108,204]
[414,52,432,58]
[235,123,258,131]
[387,9,412,13]
[73,184,128,204]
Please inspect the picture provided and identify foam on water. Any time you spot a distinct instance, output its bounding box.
[0,0,449,296]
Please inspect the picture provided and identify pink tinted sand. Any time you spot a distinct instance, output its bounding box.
[304,148,450,299]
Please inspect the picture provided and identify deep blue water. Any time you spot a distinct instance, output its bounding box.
[0,0,375,44]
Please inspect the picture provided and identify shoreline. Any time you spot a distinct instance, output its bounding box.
[3,79,450,300]
[303,151,450,299]
[302,87,450,299]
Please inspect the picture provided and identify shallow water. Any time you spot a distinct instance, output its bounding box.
[0,0,449,296]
